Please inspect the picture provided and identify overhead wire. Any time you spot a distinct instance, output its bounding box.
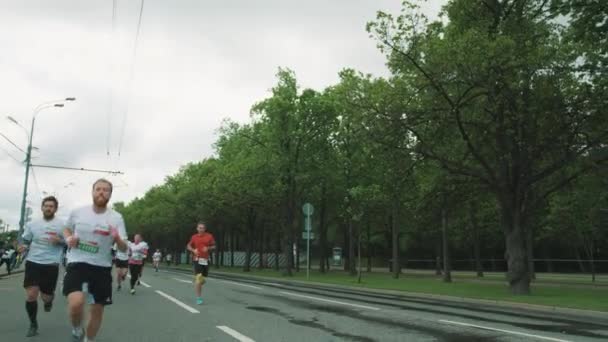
[107,0,118,156]
[0,132,26,154]
[30,166,43,200]
[117,0,145,157]
[0,145,22,164]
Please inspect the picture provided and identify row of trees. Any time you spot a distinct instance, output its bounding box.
[115,0,607,295]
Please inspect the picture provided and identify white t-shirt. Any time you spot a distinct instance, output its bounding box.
[65,205,127,267]
[114,242,129,261]
[22,217,65,265]
[153,251,162,261]
[128,241,148,264]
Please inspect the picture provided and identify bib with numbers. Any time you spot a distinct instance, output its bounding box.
[78,241,100,254]
[198,258,208,266]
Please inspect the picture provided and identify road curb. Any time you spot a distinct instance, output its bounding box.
[0,269,24,278]
[165,266,608,320]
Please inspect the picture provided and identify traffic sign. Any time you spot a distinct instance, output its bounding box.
[302,203,314,216]
[302,231,315,240]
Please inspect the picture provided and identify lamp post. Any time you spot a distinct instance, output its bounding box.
[9,97,76,234]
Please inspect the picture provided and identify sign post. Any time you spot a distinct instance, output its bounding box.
[302,203,314,280]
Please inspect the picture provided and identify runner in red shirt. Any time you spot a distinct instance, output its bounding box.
[185,222,215,305]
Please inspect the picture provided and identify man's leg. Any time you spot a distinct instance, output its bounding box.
[40,293,55,311]
[39,264,59,312]
[86,304,104,340]
[195,279,203,297]
[67,292,86,338]
[115,268,122,290]
[25,286,39,336]
[129,264,140,293]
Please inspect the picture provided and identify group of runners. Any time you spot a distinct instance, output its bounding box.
[16,178,215,341]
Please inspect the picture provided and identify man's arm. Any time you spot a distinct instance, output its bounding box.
[19,225,33,252]
[206,236,217,252]
[186,238,198,256]
[63,212,79,248]
[112,216,128,252]
[114,234,128,252]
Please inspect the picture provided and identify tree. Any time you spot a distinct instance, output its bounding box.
[368,0,608,294]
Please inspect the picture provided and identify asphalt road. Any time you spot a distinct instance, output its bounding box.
[1,266,607,341]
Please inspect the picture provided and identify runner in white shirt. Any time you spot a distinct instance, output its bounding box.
[152,249,162,272]
[113,242,129,291]
[165,253,172,267]
[63,179,128,342]
[19,196,65,337]
[128,235,148,295]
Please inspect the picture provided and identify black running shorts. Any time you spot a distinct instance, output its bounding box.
[23,261,59,295]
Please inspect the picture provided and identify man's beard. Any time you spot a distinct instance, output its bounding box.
[94,196,109,207]
[43,212,54,220]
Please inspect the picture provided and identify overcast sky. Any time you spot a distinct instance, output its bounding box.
[0,0,445,229]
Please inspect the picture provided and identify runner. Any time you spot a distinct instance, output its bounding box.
[0,242,15,274]
[128,234,148,295]
[165,252,172,267]
[152,249,162,272]
[113,241,129,291]
[19,196,65,337]
[63,179,128,342]
[185,222,215,305]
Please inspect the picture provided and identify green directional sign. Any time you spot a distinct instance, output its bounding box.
[302,203,314,215]
[302,231,315,240]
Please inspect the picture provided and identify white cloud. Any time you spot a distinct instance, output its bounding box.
[0,0,445,230]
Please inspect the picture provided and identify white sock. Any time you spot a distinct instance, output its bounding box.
[84,337,94,342]
[72,326,83,336]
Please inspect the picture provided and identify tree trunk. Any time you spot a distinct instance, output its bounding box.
[244,208,255,272]
[349,219,356,276]
[582,236,595,282]
[219,230,224,268]
[574,247,586,272]
[215,228,222,269]
[318,182,328,273]
[357,225,362,283]
[435,240,442,276]
[343,223,350,272]
[366,220,372,272]
[469,201,484,277]
[282,233,293,276]
[391,201,400,279]
[543,245,553,273]
[258,220,265,269]
[274,232,280,271]
[502,203,531,295]
[230,227,235,267]
[442,205,452,283]
[295,235,300,272]
[527,226,535,280]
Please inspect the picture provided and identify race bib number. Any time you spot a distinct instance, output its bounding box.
[35,237,51,246]
[198,258,208,266]
[78,241,99,254]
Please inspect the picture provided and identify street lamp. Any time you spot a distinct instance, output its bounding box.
[11,97,76,234]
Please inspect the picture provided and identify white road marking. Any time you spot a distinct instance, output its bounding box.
[125,275,151,287]
[279,291,381,311]
[217,326,256,342]
[173,277,192,284]
[439,320,573,342]
[155,290,199,314]
[217,279,262,290]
